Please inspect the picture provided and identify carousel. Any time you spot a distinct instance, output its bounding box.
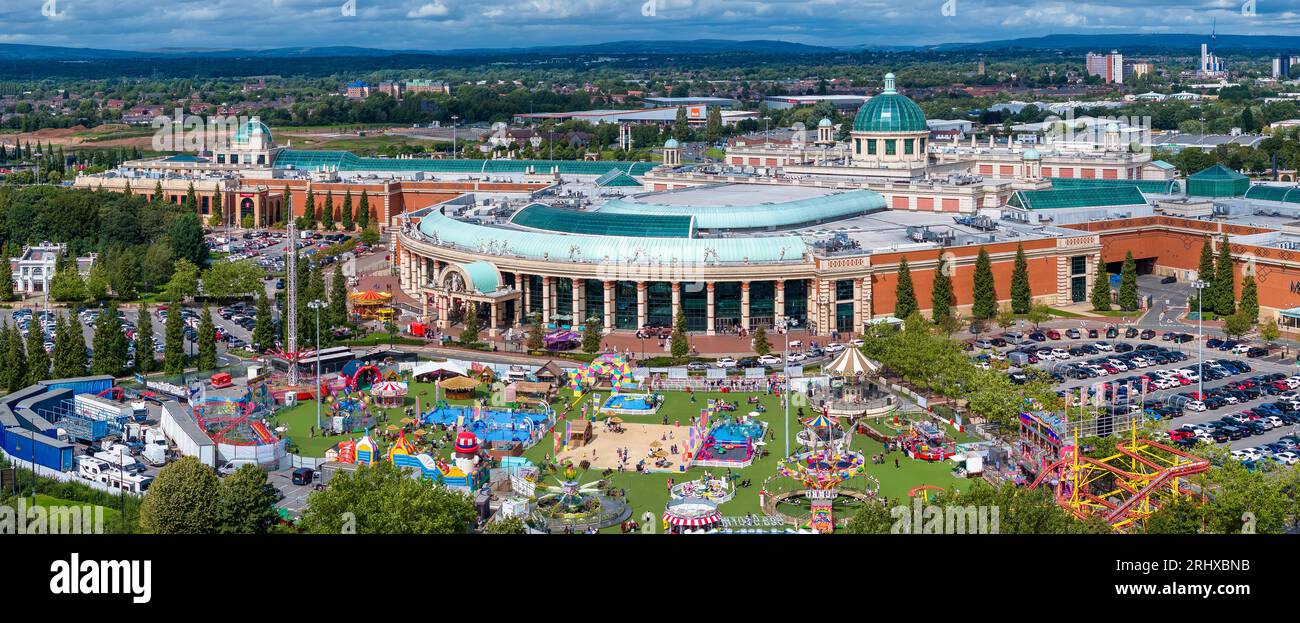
[370,380,409,408]
[795,412,848,450]
[349,289,394,321]
[819,348,893,418]
[662,498,723,534]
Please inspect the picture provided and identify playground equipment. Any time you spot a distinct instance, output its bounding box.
[349,289,394,320]
[340,360,383,389]
[662,498,723,534]
[193,392,287,468]
[422,399,553,447]
[569,354,634,395]
[763,447,876,532]
[796,412,847,450]
[1028,420,1209,532]
[669,477,735,503]
[901,420,957,462]
[387,430,487,491]
[599,392,662,416]
[354,434,377,466]
[325,387,379,435]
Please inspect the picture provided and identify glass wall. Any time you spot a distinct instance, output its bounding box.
[614,281,637,330]
[584,280,604,325]
[526,275,542,320]
[784,279,808,325]
[554,277,573,324]
[714,282,742,331]
[647,282,673,327]
[836,302,855,333]
[749,280,775,329]
[681,282,708,332]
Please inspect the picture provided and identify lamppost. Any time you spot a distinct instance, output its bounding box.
[1192,280,1208,399]
[450,115,459,158]
[775,316,798,457]
[307,299,327,430]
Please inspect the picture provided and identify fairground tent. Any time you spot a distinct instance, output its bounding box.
[824,348,881,376]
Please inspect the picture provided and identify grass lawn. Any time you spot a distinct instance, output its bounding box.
[26,494,124,531]
[275,380,976,531]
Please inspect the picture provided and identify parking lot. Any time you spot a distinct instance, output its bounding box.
[974,328,1300,463]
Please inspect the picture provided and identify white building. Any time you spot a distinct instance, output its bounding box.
[7,242,95,295]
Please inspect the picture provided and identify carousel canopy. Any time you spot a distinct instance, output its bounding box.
[370,381,408,397]
[824,348,881,376]
[802,413,838,428]
[349,289,393,305]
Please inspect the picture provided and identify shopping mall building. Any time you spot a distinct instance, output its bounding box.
[73,75,1300,337]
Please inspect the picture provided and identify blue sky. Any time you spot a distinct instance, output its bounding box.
[1,0,1298,50]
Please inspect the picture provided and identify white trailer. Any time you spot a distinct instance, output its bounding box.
[160,402,216,467]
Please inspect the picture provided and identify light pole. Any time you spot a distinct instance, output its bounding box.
[776,316,798,457]
[308,299,327,430]
[1192,280,1208,399]
[450,115,459,158]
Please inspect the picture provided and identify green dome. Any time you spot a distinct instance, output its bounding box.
[233,119,272,144]
[663,138,679,149]
[852,73,927,133]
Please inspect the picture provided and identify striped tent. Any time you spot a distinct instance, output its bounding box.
[801,413,838,428]
[824,348,881,377]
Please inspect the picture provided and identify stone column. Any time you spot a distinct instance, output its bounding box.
[775,280,785,320]
[603,281,615,330]
[852,278,864,331]
[399,251,411,292]
[572,278,584,325]
[516,273,527,321]
[542,276,553,323]
[636,281,648,329]
[740,281,751,331]
[671,282,682,328]
[437,296,450,331]
[706,282,716,336]
[861,276,873,323]
[490,302,499,336]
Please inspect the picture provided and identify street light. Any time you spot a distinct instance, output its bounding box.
[775,316,798,457]
[450,115,459,158]
[307,299,327,430]
[1192,280,1208,399]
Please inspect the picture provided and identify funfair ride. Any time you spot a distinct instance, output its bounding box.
[1029,424,1210,532]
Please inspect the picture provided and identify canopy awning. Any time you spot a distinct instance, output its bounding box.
[663,510,722,527]
[411,360,468,379]
[824,348,881,376]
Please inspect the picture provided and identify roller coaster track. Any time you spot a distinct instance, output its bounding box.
[1028,437,1209,530]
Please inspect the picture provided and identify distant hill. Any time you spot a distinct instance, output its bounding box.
[928,33,1300,52]
[0,39,841,61]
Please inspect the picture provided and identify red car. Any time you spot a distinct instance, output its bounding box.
[1046,329,1061,340]
[1167,429,1194,441]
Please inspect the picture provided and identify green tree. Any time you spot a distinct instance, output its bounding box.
[304,187,317,228]
[25,317,49,385]
[1144,495,1203,534]
[52,313,86,378]
[1027,303,1052,329]
[50,264,87,302]
[526,312,545,351]
[704,106,723,143]
[1238,275,1259,323]
[0,260,14,301]
[253,289,276,352]
[1222,311,1253,340]
[196,304,217,371]
[581,315,602,354]
[321,191,335,231]
[971,246,997,320]
[1259,317,1281,345]
[163,302,186,375]
[359,227,380,246]
[299,461,476,534]
[894,257,917,319]
[459,302,480,345]
[217,464,281,534]
[91,303,128,376]
[200,260,263,299]
[0,323,20,392]
[138,457,221,534]
[1118,251,1139,311]
[356,192,370,230]
[841,501,895,534]
[328,263,348,329]
[1213,234,1235,317]
[930,252,953,323]
[670,305,690,359]
[995,306,1016,331]
[1091,263,1112,311]
[1010,243,1031,314]
[1196,236,1215,312]
[673,106,691,141]
[110,248,141,300]
[208,192,223,227]
[482,516,527,534]
[752,326,771,356]
[135,305,156,373]
[85,263,110,302]
[170,212,209,268]
[341,190,354,230]
[165,258,200,302]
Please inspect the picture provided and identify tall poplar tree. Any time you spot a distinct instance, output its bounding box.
[931,253,954,323]
[971,247,997,320]
[894,257,917,319]
[1010,243,1031,314]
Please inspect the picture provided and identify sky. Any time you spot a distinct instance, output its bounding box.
[1,0,1299,51]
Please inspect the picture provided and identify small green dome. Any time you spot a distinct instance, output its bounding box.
[852,73,927,133]
[818,117,833,127]
[1022,148,1040,160]
[233,118,272,144]
[663,138,680,149]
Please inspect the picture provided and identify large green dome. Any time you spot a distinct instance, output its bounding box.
[233,118,272,144]
[852,73,927,133]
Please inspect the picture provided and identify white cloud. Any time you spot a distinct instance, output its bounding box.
[407,2,449,18]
